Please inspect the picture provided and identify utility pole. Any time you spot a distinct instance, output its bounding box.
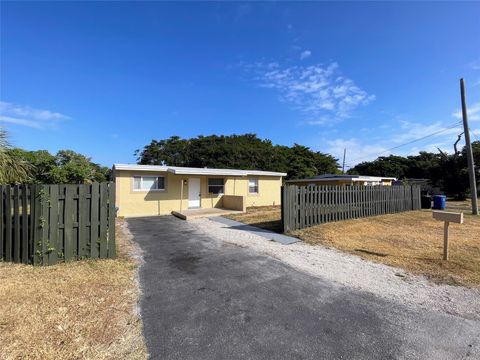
[342,148,346,174]
[460,78,478,215]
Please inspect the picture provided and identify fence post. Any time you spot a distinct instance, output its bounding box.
[32,185,43,265]
[78,184,88,258]
[99,183,108,258]
[13,186,21,262]
[90,183,100,258]
[280,185,285,232]
[64,185,75,262]
[41,185,50,265]
[108,182,116,258]
[21,185,29,264]
[4,186,12,262]
[48,185,59,265]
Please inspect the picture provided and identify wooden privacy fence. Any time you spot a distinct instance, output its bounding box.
[0,182,116,265]
[282,185,421,232]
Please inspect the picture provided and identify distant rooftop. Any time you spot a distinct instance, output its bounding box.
[113,164,287,177]
[286,174,397,183]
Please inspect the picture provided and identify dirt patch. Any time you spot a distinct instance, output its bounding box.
[0,218,147,360]
[226,205,282,232]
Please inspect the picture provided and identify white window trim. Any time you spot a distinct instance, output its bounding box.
[248,178,259,195]
[132,175,166,192]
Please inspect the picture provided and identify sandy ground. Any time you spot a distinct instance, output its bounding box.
[118,218,147,329]
[192,217,480,321]
[0,218,147,360]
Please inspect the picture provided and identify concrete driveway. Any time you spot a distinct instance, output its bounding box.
[127,216,479,360]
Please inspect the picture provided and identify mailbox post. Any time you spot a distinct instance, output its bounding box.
[443,221,450,260]
[432,211,464,260]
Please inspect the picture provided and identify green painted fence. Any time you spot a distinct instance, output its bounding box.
[282,185,421,232]
[0,182,115,265]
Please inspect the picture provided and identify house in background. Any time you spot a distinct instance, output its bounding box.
[286,174,397,187]
[113,164,286,217]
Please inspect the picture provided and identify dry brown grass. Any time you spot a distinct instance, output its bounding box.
[230,201,480,287]
[226,205,282,232]
[0,218,147,360]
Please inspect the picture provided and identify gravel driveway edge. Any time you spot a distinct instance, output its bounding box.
[192,217,480,320]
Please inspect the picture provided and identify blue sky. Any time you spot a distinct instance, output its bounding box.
[1,1,479,169]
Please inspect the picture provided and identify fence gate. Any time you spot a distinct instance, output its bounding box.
[0,182,116,265]
[282,185,421,232]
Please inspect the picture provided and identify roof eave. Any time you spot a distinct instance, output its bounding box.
[113,164,286,177]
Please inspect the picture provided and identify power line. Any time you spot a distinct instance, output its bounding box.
[347,121,462,165]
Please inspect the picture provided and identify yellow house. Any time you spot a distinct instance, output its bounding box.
[286,174,397,187]
[113,164,286,217]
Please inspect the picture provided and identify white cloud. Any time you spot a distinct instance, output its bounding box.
[305,116,331,126]
[300,50,312,60]
[470,58,480,70]
[0,115,43,129]
[326,138,390,166]
[471,129,480,142]
[324,117,466,168]
[320,97,479,168]
[0,101,70,129]
[392,120,462,144]
[452,101,480,121]
[326,136,460,169]
[247,61,374,123]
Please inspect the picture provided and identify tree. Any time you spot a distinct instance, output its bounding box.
[135,134,339,179]
[0,128,31,184]
[459,140,480,198]
[8,147,110,184]
[285,144,335,179]
[7,148,56,183]
[348,141,480,198]
[348,155,411,178]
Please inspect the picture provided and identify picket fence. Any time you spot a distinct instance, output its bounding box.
[282,185,421,231]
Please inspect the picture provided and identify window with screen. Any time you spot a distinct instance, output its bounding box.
[248,178,259,194]
[133,176,165,191]
[208,178,224,194]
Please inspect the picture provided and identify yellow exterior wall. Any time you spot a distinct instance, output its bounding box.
[115,170,282,217]
[224,176,283,207]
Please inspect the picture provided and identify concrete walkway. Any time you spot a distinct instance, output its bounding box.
[127,216,479,360]
[209,216,300,245]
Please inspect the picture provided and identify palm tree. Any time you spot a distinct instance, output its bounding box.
[0,128,31,184]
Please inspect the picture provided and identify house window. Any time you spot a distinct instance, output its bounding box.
[248,178,259,194]
[208,178,224,194]
[133,176,165,191]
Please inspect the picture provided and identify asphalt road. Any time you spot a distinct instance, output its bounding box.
[127,216,480,360]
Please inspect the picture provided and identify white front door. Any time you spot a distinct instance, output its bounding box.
[188,178,201,208]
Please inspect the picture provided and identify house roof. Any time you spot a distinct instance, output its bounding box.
[286,174,397,183]
[113,164,287,177]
